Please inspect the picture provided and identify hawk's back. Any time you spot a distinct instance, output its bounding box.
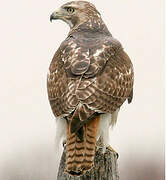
[47,29,133,132]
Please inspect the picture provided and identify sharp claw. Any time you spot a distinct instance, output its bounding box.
[63,140,66,147]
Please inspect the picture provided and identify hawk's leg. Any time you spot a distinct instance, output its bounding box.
[97,114,118,158]
[55,117,66,147]
[97,114,110,153]
[54,117,67,178]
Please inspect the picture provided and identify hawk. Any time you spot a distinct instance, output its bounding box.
[48,0,134,176]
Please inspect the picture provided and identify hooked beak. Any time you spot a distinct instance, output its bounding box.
[50,9,62,22]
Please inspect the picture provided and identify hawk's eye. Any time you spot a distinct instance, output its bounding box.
[66,7,75,14]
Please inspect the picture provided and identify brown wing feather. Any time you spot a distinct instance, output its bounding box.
[47,36,134,133]
[47,47,79,117]
[90,49,134,112]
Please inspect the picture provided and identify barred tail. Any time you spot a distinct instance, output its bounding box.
[66,115,101,176]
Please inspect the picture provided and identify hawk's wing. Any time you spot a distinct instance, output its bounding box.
[47,35,134,132]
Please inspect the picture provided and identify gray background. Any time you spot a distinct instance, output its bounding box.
[0,0,164,179]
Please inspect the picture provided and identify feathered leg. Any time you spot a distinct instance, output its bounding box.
[54,117,66,179]
[97,113,119,157]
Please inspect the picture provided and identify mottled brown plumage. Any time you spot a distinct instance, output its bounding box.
[48,0,134,176]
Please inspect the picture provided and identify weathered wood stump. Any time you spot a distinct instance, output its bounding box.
[57,137,119,180]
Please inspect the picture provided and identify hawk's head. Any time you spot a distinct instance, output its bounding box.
[50,1,101,28]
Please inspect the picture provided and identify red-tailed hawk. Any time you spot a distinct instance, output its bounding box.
[48,0,134,176]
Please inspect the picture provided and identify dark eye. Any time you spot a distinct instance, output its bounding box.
[66,7,75,14]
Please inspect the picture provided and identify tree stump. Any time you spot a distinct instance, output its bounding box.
[57,138,119,180]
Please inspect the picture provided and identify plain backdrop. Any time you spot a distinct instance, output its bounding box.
[0,0,164,179]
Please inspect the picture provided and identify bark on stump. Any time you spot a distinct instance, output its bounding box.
[57,138,119,180]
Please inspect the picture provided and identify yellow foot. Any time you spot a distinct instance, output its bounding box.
[106,145,119,159]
